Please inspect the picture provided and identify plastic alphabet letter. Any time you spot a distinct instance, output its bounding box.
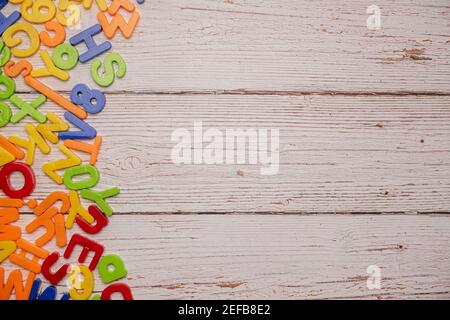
[80,187,120,217]
[63,164,99,190]
[39,20,66,48]
[21,0,56,24]
[28,278,69,300]
[0,102,12,128]
[64,136,102,165]
[0,268,35,300]
[0,74,16,100]
[10,94,47,124]
[91,52,126,87]
[34,191,70,216]
[31,50,69,81]
[0,207,21,241]
[0,162,35,199]
[36,112,69,144]
[70,84,106,114]
[52,43,78,70]
[0,241,17,263]
[75,205,108,234]
[43,145,81,184]
[0,10,21,37]
[101,283,133,300]
[66,190,94,229]
[98,254,127,284]
[24,76,87,119]
[68,265,94,300]
[41,252,69,285]
[2,22,40,58]
[9,238,49,274]
[64,233,104,271]
[69,24,112,63]
[4,59,33,78]
[26,207,67,247]
[8,124,51,165]
[55,1,81,27]
[0,134,25,166]
[97,0,140,39]
[58,112,97,140]
[0,40,11,67]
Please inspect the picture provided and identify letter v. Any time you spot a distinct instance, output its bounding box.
[43,144,81,184]
[59,112,97,140]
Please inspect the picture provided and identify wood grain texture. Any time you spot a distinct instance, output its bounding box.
[2,94,450,214]
[1,0,450,300]
[3,0,450,94]
[2,215,450,299]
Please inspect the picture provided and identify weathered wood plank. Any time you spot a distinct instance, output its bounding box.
[2,0,450,93]
[1,94,450,214]
[2,215,450,299]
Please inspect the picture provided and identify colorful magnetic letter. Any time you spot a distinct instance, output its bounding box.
[9,238,49,273]
[66,190,94,229]
[0,10,21,37]
[4,59,33,78]
[43,145,81,184]
[70,83,106,114]
[0,102,12,127]
[36,112,69,144]
[68,265,93,300]
[52,43,79,70]
[21,0,56,24]
[0,134,25,166]
[24,76,88,119]
[91,52,126,87]
[97,0,140,39]
[58,112,97,140]
[64,233,104,271]
[10,94,47,124]
[41,252,69,285]
[64,136,102,165]
[0,41,11,67]
[0,206,21,241]
[0,241,17,263]
[80,187,120,217]
[0,268,35,300]
[63,164,99,190]
[98,254,127,284]
[31,50,69,81]
[8,124,51,165]
[69,24,112,63]
[75,205,108,234]
[40,20,66,47]
[0,74,16,100]
[2,22,40,58]
[0,162,36,199]
[28,278,70,300]
[101,283,133,300]
[28,278,57,300]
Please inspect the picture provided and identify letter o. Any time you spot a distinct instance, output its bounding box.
[63,164,99,190]
[0,162,36,199]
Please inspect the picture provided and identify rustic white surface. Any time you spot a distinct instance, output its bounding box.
[2,94,450,214]
[1,0,450,300]
[3,0,450,94]
[3,215,450,300]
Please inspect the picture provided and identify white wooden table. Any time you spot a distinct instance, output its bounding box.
[2,0,450,299]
